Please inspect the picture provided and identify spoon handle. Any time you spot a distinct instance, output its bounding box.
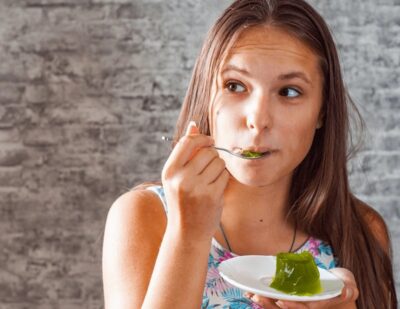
[161,136,265,160]
[213,146,238,156]
[162,136,244,158]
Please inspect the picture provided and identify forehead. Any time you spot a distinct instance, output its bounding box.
[223,25,321,74]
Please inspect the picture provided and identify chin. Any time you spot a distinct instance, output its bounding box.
[225,159,293,188]
[227,168,276,187]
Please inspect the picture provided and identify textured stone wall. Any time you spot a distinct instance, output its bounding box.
[0,0,398,308]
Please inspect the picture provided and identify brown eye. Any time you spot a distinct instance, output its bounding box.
[279,87,301,98]
[226,82,246,93]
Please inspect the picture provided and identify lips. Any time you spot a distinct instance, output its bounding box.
[233,146,277,154]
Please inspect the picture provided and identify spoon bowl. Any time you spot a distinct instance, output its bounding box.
[162,136,268,160]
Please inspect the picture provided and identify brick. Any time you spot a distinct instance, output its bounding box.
[381,135,400,152]
[0,167,23,186]
[25,55,46,81]
[102,125,126,145]
[0,128,20,142]
[61,125,103,153]
[47,153,95,168]
[355,177,400,197]
[86,21,135,41]
[0,7,43,35]
[350,153,400,177]
[23,0,91,7]
[49,102,119,125]
[46,6,107,24]
[23,85,49,104]
[0,105,27,128]
[0,83,24,104]
[373,88,400,107]
[18,27,85,54]
[0,53,44,82]
[23,128,61,146]
[115,3,145,19]
[0,145,28,167]
[0,54,27,82]
[91,0,134,3]
[362,133,400,152]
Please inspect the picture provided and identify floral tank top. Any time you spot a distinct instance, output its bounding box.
[147,186,337,309]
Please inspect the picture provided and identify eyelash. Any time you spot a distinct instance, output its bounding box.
[279,87,303,98]
[224,80,246,93]
[224,80,303,98]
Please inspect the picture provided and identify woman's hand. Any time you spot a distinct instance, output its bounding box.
[244,268,359,309]
[161,121,230,242]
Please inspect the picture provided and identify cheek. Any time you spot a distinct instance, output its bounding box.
[283,117,318,159]
[212,100,242,142]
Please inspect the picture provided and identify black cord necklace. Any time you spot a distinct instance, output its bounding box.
[219,221,297,253]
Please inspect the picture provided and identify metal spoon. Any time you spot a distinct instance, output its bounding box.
[161,136,268,160]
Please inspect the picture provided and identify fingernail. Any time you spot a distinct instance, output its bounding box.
[250,295,259,303]
[275,300,288,309]
[185,120,197,135]
[346,288,353,300]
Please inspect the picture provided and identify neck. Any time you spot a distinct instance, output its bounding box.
[222,174,293,229]
[218,174,301,255]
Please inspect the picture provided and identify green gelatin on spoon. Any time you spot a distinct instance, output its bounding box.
[240,150,263,158]
[270,251,322,296]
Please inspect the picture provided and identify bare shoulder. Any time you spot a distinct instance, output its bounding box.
[355,199,390,252]
[106,188,167,236]
[102,187,167,308]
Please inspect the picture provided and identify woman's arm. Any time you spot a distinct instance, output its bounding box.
[103,122,229,309]
[102,189,211,309]
[143,220,211,309]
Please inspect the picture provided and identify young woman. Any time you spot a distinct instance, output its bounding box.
[102,0,397,308]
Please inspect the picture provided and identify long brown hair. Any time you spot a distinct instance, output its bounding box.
[173,0,397,308]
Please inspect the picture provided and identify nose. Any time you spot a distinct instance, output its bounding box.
[245,92,273,133]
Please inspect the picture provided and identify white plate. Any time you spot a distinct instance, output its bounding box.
[218,255,344,302]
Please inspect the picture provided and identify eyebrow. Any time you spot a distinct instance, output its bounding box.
[221,64,251,76]
[278,72,311,85]
[221,64,312,84]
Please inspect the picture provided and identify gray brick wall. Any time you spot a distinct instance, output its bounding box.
[0,0,398,308]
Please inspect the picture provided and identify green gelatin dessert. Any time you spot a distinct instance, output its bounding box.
[269,251,322,296]
[240,150,263,158]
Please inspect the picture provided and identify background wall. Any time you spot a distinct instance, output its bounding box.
[0,0,398,308]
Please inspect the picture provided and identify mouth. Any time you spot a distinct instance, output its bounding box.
[240,150,268,158]
[233,147,276,159]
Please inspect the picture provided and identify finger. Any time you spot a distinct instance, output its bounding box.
[250,294,280,308]
[185,147,219,175]
[182,120,208,163]
[184,121,205,162]
[328,268,358,302]
[329,268,356,287]
[274,268,359,309]
[185,120,199,136]
[275,300,307,309]
[210,168,230,192]
[177,120,211,165]
[200,156,226,184]
[277,286,355,309]
[166,134,214,169]
[244,292,254,298]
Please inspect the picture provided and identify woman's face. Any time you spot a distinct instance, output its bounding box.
[210,26,324,187]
